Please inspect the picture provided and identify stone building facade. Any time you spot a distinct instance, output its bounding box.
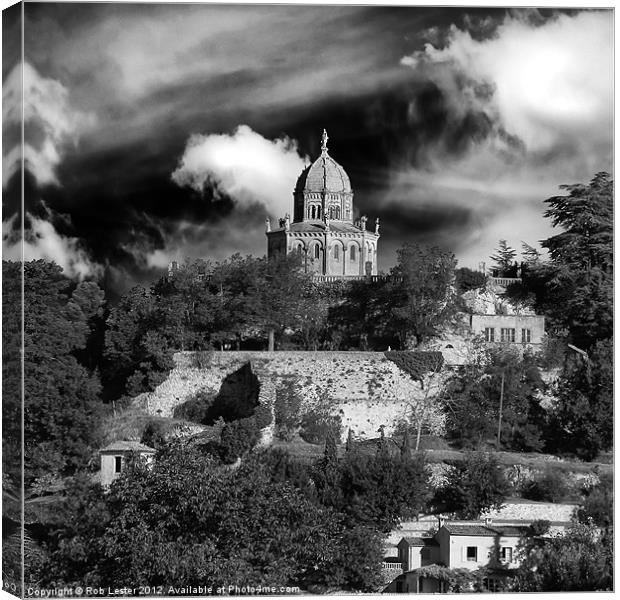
[266,130,380,278]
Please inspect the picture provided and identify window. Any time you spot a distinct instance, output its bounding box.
[114,456,123,473]
[466,546,478,562]
[334,245,339,260]
[500,328,516,342]
[311,205,316,219]
[500,547,513,563]
[350,245,356,261]
[314,245,320,259]
[484,327,495,342]
[521,328,531,343]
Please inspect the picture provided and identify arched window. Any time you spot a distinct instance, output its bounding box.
[334,245,339,260]
[317,206,321,219]
[311,206,316,219]
[314,245,320,259]
[350,245,356,261]
[335,207,340,220]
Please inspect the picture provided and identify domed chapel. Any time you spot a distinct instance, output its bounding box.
[266,130,380,279]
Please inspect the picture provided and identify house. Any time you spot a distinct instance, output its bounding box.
[384,520,540,593]
[470,314,545,346]
[99,440,156,487]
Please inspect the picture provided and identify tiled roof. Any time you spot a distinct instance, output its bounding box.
[442,523,529,537]
[490,525,529,537]
[296,154,352,194]
[100,441,156,453]
[400,536,439,546]
[442,524,496,536]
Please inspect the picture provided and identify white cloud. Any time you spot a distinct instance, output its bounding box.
[2,214,103,280]
[402,11,612,156]
[395,10,613,267]
[2,62,95,187]
[171,125,308,217]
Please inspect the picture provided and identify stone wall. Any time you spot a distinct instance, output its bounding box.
[134,351,447,441]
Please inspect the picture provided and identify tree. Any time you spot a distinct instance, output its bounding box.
[455,267,487,292]
[389,243,457,347]
[44,445,384,592]
[442,348,545,452]
[252,253,313,351]
[433,452,508,519]
[513,523,612,591]
[520,242,541,267]
[544,338,613,460]
[2,261,105,485]
[541,172,613,349]
[334,446,431,532]
[490,240,517,277]
[576,472,613,530]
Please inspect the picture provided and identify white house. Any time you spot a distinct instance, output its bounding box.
[99,440,156,487]
[384,519,565,593]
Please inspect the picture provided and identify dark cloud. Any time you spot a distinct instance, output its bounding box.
[2,5,612,295]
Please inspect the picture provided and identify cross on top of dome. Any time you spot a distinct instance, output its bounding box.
[321,128,329,155]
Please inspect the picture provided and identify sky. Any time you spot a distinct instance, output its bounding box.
[2,3,614,298]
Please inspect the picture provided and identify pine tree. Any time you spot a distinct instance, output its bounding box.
[345,429,356,454]
[521,242,541,266]
[490,240,517,276]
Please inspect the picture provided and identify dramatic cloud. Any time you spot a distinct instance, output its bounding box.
[393,9,613,266]
[2,214,103,280]
[2,62,95,187]
[402,10,612,156]
[172,125,308,218]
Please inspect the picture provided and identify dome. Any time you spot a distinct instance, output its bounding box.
[295,154,352,194]
[295,129,352,194]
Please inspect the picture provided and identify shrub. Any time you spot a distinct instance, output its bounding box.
[218,418,261,463]
[384,351,443,382]
[299,409,342,445]
[520,467,571,503]
[172,389,215,423]
[254,403,273,429]
[274,377,303,440]
[455,267,487,293]
[141,421,166,449]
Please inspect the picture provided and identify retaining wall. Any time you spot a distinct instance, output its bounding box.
[135,351,447,440]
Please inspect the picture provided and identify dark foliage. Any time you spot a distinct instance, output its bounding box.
[43,446,384,592]
[313,437,432,532]
[299,408,342,445]
[514,523,612,591]
[389,243,458,347]
[384,350,444,383]
[576,473,613,530]
[433,451,509,519]
[520,467,571,503]
[443,348,545,452]
[3,261,104,486]
[455,267,487,292]
[543,338,613,459]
